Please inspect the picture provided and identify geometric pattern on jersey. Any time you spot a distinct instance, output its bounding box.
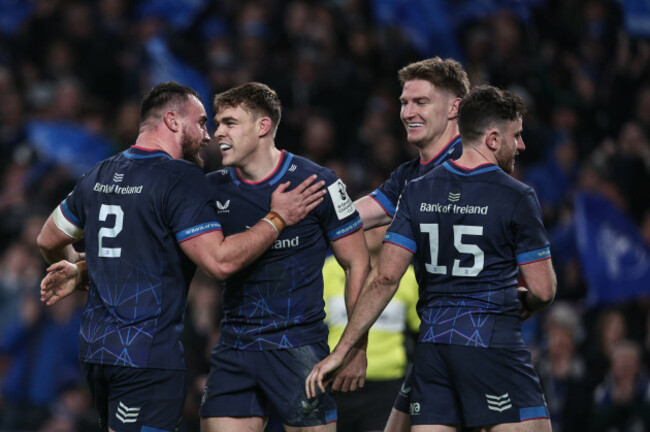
[206,150,362,350]
[386,160,551,349]
[369,135,462,217]
[80,258,162,367]
[61,146,221,369]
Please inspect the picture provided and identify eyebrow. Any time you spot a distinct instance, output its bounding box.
[214,115,236,124]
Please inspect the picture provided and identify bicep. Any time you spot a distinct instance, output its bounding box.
[330,230,369,271]
[37,213,79,263]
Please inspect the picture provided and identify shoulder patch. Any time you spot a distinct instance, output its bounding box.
[327,179,355,220]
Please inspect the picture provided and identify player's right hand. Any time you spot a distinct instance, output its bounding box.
[271,174,326,226]
[40,260,83,306]
[305,350,345,399]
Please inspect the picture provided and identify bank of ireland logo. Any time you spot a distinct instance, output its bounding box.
[486,393,512,412]
[448,192,460,202]
[113,173,124,183]
[116,401,140,423]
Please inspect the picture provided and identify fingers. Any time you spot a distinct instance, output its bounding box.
[294,174,317,193]
[272,181,291,195]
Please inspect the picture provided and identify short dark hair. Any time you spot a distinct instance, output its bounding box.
[398,57,470,98]
[140,81,201,122]
[213,82,282,135]
[458,85,526,144]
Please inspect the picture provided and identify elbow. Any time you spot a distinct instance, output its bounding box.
[204,262,239,281]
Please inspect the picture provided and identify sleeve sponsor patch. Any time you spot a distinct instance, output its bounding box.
[327,179,355,220]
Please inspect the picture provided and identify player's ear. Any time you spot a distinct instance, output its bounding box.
[164,111,180,132]
[448,97,461,120]
[485,128,499,151]
[258,116,273,137]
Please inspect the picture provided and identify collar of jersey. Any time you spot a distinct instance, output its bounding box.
[421,134,461,166]
[443,160,500,176]
[124,146,173,160]
[229,150,294,186]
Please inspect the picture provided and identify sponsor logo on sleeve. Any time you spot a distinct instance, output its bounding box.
[328,179,355,220]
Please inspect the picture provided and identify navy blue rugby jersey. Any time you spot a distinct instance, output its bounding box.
[369,135,462,218]
[385,160,551,349]
[205,150,363,350]
[55,146,221,369]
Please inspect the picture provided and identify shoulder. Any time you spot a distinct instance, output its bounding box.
[390,157,422,178]
[289,154,338,183]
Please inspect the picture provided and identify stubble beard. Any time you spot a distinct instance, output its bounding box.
[181,129,205,168]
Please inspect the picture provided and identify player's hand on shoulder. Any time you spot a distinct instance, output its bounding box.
[40,260,84,306]
[330,346,367,393]
[271,174,326,226]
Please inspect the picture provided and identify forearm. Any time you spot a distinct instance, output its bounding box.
[335,269,399,356]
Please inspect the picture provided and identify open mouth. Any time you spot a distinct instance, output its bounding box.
[219,143,232,151]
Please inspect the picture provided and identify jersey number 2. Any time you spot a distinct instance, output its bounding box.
[421,224,484,276]
[98,204,123,258]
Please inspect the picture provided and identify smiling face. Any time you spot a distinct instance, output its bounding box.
[179,95,210,167]
[399,79,455,149]
[494,116,524,174]
[213,104,263,168]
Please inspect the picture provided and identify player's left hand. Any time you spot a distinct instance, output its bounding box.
[517,286,533,321]
[330,346,367,393]
[305,350,345,399]
[40,260,83,306]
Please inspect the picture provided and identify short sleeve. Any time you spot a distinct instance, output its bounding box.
[167,166,222,243]
[384,189,417,253]
[54,183,85,240]
[512,190,551,264]
[368,168,403,218]
[320,172,362,241]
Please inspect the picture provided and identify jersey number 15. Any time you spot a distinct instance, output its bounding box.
[421,223,484,277]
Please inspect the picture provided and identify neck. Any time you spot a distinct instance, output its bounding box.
[454,144,496,169]
[419,123,459,162]
[134,130,181,159]
[236,142,282,182]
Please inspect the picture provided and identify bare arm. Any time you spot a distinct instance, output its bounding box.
[354,195,392,230]
[36,212,81,264]
[328,229,371,392]
[518,258,557,320]
[182,175,326,280]
[306,242,412,398]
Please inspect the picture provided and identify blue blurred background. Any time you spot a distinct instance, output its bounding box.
[0,0,648,431]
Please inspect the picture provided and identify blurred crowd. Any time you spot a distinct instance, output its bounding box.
[0,0,649,431]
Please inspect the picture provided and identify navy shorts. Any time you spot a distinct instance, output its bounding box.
[81,363,186,432]
[200,342,337,427]
[392,365,413,413]
[410,344,548,428]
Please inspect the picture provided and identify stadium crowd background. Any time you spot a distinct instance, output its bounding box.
[0,0,649,431]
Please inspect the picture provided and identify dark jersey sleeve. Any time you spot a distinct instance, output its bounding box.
[166,165,222,243]
[368,165,406,218]
[319,170,363,241]
[384,187,417,253]
[511,189,551,264]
